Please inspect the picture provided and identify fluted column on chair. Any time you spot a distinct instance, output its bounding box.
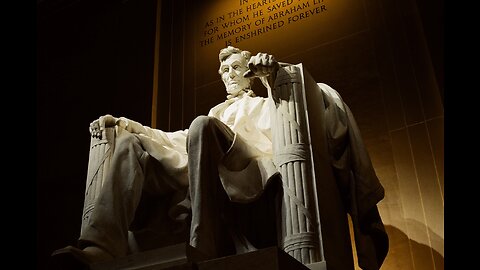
[80,127,116,235]
[267,65,324,265]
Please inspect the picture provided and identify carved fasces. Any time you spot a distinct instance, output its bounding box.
[81,126,116,235]
[268,65,323,265]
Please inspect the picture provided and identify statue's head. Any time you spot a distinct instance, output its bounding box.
[218,46,253,98]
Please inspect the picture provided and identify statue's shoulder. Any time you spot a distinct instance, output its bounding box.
[317,83,345,111]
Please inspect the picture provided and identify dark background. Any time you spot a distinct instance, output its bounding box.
[37,1,157,269]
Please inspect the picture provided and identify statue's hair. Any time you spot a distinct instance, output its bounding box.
[218,46,251,74]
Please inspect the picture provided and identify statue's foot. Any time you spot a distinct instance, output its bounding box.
[51,245,114,270]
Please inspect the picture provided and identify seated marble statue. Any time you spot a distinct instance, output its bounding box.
[52,46,388,270]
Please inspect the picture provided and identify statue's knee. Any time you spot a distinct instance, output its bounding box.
[187,116,233,153]
[189,116,214,137]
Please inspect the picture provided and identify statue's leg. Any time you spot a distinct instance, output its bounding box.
[78,131,175,258]
[187,115,235,259]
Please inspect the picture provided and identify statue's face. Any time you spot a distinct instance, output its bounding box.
[220,53,251,96]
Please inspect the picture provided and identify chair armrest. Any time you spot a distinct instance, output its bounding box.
[80,126,116,234]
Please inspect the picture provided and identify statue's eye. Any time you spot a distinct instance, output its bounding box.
[233,65,240,70]
[222,67,229,73]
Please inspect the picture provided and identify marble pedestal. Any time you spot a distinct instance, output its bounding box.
[88,244,319,270]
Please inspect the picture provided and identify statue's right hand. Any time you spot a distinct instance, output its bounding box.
[89,114,117,139]
[243,52,279,78]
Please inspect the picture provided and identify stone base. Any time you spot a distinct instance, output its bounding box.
[90,243,195,270]
[88,244,326,270]
[197,247,312,270]
[306,261,327,270]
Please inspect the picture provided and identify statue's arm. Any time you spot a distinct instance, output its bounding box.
[89,114,188,148]
[89,114,160,139]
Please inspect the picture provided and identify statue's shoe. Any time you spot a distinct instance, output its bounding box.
[51,245,114,270]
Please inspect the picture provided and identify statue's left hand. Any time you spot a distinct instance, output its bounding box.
[89,114,117,139]
[243,52,279,78]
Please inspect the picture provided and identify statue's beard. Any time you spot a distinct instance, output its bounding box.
[225,82,253,99]
[227,86,242,96]
[225,80,251,96]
